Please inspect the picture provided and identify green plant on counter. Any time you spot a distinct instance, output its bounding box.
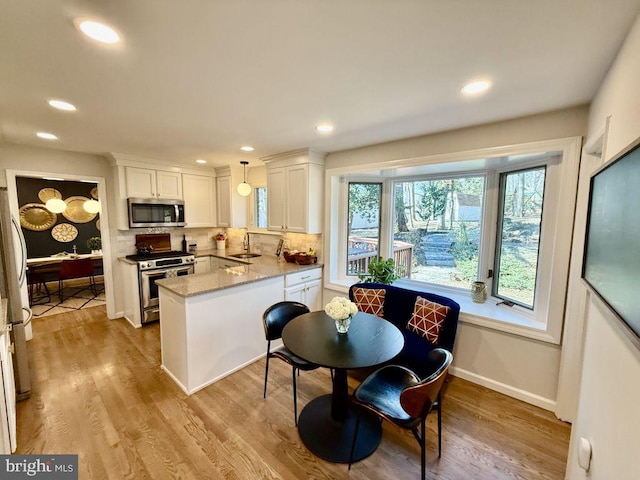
[86,236,102,251]
[358,256,400,285]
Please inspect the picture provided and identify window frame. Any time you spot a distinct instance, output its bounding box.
[325,137,582,344]
[493,165,548,309]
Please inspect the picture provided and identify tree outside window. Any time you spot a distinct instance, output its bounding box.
[394,176,485,289]
[254,187,267,228]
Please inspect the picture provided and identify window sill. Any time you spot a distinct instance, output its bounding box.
[326,277,560,344]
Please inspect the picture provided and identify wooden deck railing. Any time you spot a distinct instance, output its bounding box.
[347,237,413,278]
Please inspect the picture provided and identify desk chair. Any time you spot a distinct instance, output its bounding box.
[348,348,453,480]
[262,301,319,425]
[58,258,96,302]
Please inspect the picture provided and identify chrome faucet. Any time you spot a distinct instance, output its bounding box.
[243,232,250,251]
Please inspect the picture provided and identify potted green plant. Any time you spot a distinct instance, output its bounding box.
[86,236,102,254]
[358,256,400,285]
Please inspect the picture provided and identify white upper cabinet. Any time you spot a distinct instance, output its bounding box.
[156,171,183,199]
[183,174,216,227]
[126,166,182,199]
[215,166,247,228]
[266,167,286,231]
[109,154,217,230]
[263,149,325,234]
[216,175,232,227]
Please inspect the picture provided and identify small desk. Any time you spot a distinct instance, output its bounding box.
[282,311,403,463]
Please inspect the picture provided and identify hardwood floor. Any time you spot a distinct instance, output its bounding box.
[16,306,570,479]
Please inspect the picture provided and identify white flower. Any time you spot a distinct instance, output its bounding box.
[324,296,358,320]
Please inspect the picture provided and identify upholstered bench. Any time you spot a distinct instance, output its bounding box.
[349,282,460,378]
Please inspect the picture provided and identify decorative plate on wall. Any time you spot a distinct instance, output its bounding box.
[62,196,97,223]
[51,223,78,243]
[37,187,63,203]
[96,219,101,231]
[19,203,57,231]
[90,187,99,199]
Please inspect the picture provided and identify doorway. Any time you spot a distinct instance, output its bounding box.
[5,170,115,327]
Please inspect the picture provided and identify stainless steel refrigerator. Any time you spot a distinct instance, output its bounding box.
[0,186,32,453]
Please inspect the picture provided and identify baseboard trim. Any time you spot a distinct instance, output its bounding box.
[449,366,556,412]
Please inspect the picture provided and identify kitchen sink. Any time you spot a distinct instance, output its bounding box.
[229,253,262,259]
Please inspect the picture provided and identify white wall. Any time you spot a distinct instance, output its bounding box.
[566,13,640,480]
[325,105,588,407]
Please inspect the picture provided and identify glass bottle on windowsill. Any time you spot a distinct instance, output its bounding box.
[470,281,487,303]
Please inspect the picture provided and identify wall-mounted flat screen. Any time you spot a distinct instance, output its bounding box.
[583,137,640,347]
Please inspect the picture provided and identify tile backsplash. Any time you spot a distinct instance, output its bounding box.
[225,229,322,262]
[115,227,322,262]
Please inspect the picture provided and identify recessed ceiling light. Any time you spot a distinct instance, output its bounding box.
[48,99,77,111]
[315,124,334,133]
[240,146,254,152]
[36,132,58,140]
[461,80,491,95]
[75,19,120,44]
[195,159,207,164]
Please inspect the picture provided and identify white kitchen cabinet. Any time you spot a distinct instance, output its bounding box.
[266,167,286,231]
[216,175,232,227]
[121,260,143,327]
[216,166,247,227]
[194,257,211,274]
[159,276,285,394]
[263,149,325,234]
[126,166,182,199]
[183,174,216,227]
[284,267,323,311]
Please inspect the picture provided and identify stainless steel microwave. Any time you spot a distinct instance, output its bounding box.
[127,198,186,228]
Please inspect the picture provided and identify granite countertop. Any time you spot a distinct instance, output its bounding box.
[156,249,322,298]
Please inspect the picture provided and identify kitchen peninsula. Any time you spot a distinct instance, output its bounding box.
[157,251,322,395]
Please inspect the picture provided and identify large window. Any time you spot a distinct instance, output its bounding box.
[494,167,546,308]
[327,137,581,343]
[347,182,382,276]
[393,176,485,288]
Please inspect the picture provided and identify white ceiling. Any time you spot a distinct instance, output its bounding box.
[1,0,639,169]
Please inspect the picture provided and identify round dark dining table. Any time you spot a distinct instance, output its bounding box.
[282,310,404,463]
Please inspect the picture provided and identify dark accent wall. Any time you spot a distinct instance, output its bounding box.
[16,177,100,258]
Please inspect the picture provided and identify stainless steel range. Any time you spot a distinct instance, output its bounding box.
[127,248,195,325]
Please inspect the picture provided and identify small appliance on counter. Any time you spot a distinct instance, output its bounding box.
[127,233,195,324]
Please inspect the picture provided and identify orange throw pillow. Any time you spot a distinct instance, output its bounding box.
[407,296,450,344]
[352,287,386,317]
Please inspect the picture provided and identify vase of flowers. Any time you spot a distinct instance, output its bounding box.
[324,296,358,334]
[215,232,226,250]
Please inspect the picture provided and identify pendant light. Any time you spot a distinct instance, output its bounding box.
[45,197,67,213]
[237,161,252,197]
[83,199,101,214]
